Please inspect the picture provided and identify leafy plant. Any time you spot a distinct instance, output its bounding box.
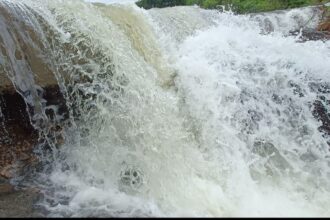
[135,0,330,14]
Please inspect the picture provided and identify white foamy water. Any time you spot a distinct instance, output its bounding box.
[85,0,137,4]
[1,0,330,217]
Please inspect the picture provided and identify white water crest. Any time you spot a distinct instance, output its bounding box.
[85,0,137,4]
[1,0,330,217]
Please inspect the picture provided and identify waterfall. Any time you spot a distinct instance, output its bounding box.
[0,0,329,217]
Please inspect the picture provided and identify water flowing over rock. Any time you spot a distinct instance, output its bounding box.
[0,0,330,217]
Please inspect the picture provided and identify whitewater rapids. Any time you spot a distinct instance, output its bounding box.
[0,0,330,217]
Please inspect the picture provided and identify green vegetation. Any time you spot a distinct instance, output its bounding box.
[324,5,330,17]
[136,0,330,13]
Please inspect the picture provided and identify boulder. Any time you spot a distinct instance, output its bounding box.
[0,2,69,181]
[0,86,67,180]
[0,187,42,217]
[317,5,330,32]
[0,183,15,195]
[317,21,330,32]
[0,2,59,93]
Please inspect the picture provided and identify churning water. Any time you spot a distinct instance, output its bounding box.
[0,0,330,217]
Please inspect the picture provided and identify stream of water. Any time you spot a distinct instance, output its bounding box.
[0,0,330,217]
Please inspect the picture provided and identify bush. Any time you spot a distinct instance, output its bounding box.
[135,0,330,13]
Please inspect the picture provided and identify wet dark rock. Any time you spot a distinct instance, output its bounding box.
[0,85,67,180]
[307,81,330,145]
[0,177,7,184]
[0,1,70,182]
[0,91,38,177]
[272,94,284,104]
[289,5,330,42]
[318,21,330,32]
[248,109,264,122]
[0,183,14,195]
[318,5,330,33]
[313,99,330,139]
[289,28,330,42]
[288,80,305,97]
[309,82,330,94]
[0,187,42,217]
[241,118,259,135]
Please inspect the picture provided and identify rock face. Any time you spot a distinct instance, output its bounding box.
[0,2,75,217]
[290,7,330,144]
[310,82,330,145]
[0,86,67,179]
[0,182,15,195]
[317,5,330,32]
[0,176,43,217]
[0,184,42,217]
[289,28,330,41]
[318,21,330,32]
[0,2,68,180]
[0,92,38,179]
[288,6,330,42]
[0,2,59,93]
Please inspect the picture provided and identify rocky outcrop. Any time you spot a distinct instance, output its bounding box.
[0,2,68,180]
[0,176,42,217]
[286,5,330,42]
[0,2,59,93]
[0,87,67,179]
[317,5,330,32]
[310,82,330,146]
[289,28,330,41]
[318,20,330,32]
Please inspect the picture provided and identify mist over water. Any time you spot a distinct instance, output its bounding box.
[1,0,330,217]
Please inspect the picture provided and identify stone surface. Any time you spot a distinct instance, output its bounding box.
[0,183,14,195]
[0,187,42,218]
[317,4,330,32]
[313,99,330,144]
[0,91,39,178]
[289,28,330,41]
[0,2,67,176]
[318,21,330,32]
[0,85,67,179]
[0,2,59,93]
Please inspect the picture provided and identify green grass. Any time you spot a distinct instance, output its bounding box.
[136,0,330,14]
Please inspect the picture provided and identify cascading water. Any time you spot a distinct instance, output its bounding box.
[0,0,329,217]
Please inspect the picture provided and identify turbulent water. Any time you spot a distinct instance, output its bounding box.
[0,0,330,217]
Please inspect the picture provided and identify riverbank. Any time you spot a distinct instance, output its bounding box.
[136,0,330,13]
[136,0,330,37]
